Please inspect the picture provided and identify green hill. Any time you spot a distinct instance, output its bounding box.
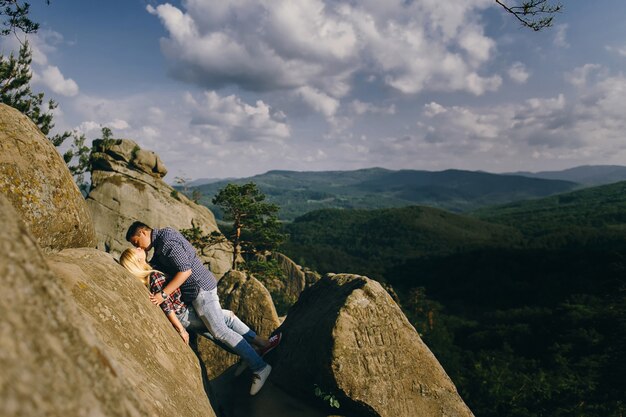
[277,184,626,417]
[282,205,521,279]
[472,180,626,246]
[190,168,578,220]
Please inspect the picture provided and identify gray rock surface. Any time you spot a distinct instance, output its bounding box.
[271,273,475,417]
[196,270,280,379]
[47,247,217,417]
[0,194,215,417]
[0,103,96,251]
[86,138,232,278]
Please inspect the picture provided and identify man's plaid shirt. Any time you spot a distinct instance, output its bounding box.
[149,271,186,316]
[150,227,217,305]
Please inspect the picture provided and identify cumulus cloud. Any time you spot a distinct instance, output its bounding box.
[33,65,79,97]
[148,0,501,99]
[412,72,626,168]
[295,86,340,118]
[508,62,530,83]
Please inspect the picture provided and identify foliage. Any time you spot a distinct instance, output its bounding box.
[313,384,340,409]
[180,221,227,261]
[280,180,626,417]
[212,182,285,270]
[0,1,50,37]
[495,0,562,31]
[244,258,295,316]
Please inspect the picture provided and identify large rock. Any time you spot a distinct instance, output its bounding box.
[196,270,280,379]
[0,194,215,417]
[0,103,96,251]
[270,252,306,300]
[271,273,474,417]
[86,138,232,278]
[47,247,217,417]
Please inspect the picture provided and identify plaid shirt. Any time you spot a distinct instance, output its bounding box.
[150,227,217,305]
[149,271,187,316]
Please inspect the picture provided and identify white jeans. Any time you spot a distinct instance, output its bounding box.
[192,289,266,372]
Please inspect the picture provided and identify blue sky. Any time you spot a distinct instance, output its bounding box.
[8,0,626,180]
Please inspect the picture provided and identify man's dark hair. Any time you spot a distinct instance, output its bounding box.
[125,221,151,242]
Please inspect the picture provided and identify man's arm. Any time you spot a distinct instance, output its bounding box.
[149,269,192,305]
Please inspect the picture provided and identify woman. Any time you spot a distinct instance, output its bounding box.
[119,247,280,372]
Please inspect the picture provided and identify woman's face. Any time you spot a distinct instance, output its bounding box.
[135,247,147,266]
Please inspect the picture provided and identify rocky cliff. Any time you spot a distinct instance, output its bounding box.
[86,138,232,278]
[0,104,96,251]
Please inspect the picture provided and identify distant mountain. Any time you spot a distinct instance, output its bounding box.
[507,165,626,186]
[187,177,232,187]
[473,180,626,243]
[190,168,578,220]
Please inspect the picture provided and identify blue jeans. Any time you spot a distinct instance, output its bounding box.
[192,289,266,372]
[178,306,257,354]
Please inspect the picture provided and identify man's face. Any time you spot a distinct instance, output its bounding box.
[129,229,152,251]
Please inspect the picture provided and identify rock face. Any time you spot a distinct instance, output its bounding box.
[196,270,280,379]
[86,138,232,278]
[0,103,96,251]
[270,252,306,299]
[271,273,474,417]
[0,194,215,417]
[47,247,217,417]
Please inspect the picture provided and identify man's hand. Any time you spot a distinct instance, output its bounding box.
[149,292,165,305]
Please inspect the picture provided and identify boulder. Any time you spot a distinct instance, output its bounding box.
[0,194,215,417]
[86,138,232,278]
[0,103,96,251]
[303,267,321,287]
[271,273,474,417]
[47,247,217,417]
[270,252,306,299]
[196,270,280,379]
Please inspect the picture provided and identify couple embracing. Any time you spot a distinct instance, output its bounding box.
[120,221,281,396]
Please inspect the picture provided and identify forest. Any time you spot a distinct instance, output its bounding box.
[279,181,626,417]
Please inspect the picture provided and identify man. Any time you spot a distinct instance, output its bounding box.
[126,221,278,395]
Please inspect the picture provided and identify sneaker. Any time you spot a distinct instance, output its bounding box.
[250,364,272,395]
[234,359,248,377]
[258,332,282,357]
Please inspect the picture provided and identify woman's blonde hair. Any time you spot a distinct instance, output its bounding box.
[119,248,159,287]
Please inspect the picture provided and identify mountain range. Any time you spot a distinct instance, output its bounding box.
[186,166,626,220]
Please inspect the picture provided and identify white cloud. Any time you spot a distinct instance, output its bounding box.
[186,91,290,143]
[423,102,447,117]
[508,62,530,84]
[350,100,395,115]
[605,44,626,58]
[148,0,502,98]
[33,65,79,97]
[295,86,340,118]
[554,24,569,48]
[565,64,601,87]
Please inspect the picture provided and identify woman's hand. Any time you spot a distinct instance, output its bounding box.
[178,328,189,345]
[149,292,165,305]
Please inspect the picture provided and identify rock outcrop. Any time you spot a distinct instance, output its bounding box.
[86,138,232,278]
[0,103,96,251]
[196,270,280,379]
[270,252,307,299]
[0,194,215,417]
[270,273,474,417]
